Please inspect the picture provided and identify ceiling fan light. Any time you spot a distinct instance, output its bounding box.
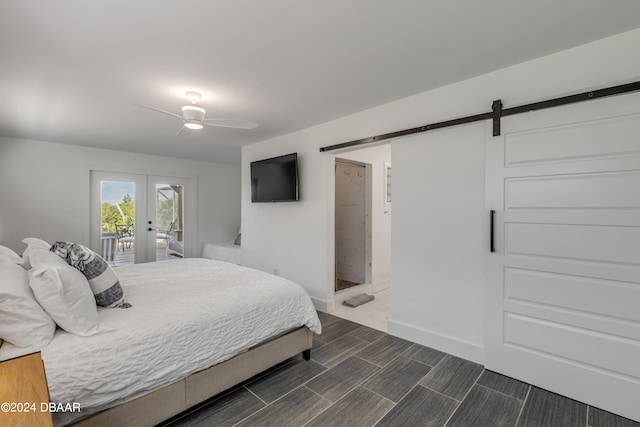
[182,104,206,125]
[182,105,205,114]
[184,120,204,130]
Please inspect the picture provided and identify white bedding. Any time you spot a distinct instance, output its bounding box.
[0,258,321,424]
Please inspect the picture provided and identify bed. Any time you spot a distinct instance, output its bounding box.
[0,255,321,427]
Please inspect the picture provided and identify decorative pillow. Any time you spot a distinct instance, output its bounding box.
[50,241,131,308]
[28,263,101,336]
[0,245,22,265]
[0,262,56,347]
[20,237,51,269]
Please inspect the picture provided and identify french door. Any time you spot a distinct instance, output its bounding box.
[90,171,194,264]
[485,91,640,421]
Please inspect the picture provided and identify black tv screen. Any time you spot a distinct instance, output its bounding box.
[250,153,299,202]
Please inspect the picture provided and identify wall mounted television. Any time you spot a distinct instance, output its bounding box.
[250,152,299,202]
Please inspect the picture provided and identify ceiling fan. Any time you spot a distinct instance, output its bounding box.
[134,91,258,132]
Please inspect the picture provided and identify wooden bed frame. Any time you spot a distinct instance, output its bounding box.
[71,327,313,427]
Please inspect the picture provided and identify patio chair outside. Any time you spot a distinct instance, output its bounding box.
[116,224,134,252]
[165,221,183,258]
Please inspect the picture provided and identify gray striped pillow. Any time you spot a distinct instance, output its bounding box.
[50,242,131,308]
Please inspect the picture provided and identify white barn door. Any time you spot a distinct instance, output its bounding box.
[485,91,640,421]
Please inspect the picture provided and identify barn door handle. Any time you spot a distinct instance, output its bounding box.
[490,210,496,253]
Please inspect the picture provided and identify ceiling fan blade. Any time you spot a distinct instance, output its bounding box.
[203,118,258,129]
[133,103,183,120]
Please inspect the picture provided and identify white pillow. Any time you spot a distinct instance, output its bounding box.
[0,262,56,347]
[0,245,22,265]
[28,252,100,336]
[21,237,51,269]
[0,257,16,266]
[22,237,50,249]
[28,248,68,269]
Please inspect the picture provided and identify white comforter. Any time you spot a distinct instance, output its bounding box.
[1,258,321,423]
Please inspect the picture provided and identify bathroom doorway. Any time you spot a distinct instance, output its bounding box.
[335,159,372,292]
[331,144,391,331]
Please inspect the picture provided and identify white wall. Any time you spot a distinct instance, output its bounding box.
[242,137,331,305]
[243,28,640,362]
[391,124,486,361]
[0,137,240,255]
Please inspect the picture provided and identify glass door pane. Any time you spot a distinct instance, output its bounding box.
[100,180,137,266]
[154,183,184,262]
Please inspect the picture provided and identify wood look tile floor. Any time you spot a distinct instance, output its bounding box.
[160,313,639,427]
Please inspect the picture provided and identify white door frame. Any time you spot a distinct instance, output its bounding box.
[90,170,196,263]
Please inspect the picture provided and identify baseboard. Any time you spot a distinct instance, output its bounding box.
[388,319,485,365]
[311,297,335,313]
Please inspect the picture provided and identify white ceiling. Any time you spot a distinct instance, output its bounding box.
[1,1,639,164]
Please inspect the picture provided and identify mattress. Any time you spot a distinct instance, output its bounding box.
[0,258,321,424]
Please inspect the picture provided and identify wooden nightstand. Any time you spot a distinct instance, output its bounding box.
[0,352,53,427]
